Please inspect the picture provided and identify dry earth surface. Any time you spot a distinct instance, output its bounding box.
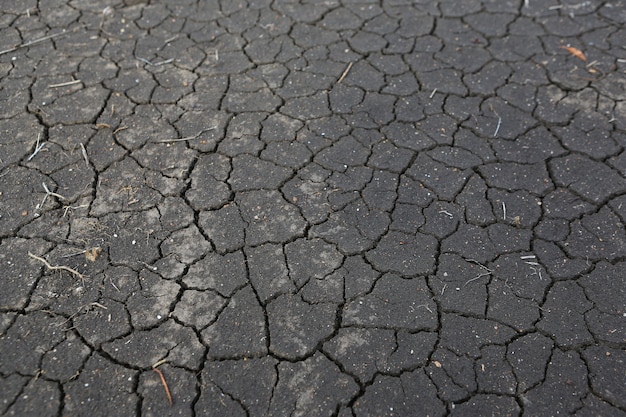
[1,0,626,416]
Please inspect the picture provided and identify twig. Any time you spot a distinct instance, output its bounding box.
[493,116,502,137]
[154,136,197,143]
[153,367,173,406]
[37,182,66,210]
[549,1,591,10]
[163,35,179,45]
[529,266,543,280]
[60,249,87,258]
[464,258,492,287]
[464,272,490,286]
[439,210,453,218]
[135,56,152,65]
[55,306,86,328]
[154,127,217,143]
[337,62,353,84]
[80,143,89,167]
[109,275,120,292]
[521,255,540,266]
[416,304,433,314]
[524,256,544,280]
[62,204,89,217]
[140,261,158,271]
[42,182,66,200]
[135,56,174,66]
[27,133,45,161]
[28,142,46,160]
[152,359,168,368]
[489,103,502,137]
[154,58,174,66]
[48,79,82,88]
[28,252,87,281]
[0,30,67,56]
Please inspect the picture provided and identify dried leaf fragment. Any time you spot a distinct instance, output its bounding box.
[85,247,102,262]
[560,45,586,61]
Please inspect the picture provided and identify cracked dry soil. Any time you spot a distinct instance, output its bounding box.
[1,0,626,416]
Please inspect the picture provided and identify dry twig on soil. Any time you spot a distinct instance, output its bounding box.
[48,79,82,88]
[37,183,66,210]
[154,127,217,143]
[152,363,173,406]
[0,30,67,56]
[337,62,353,84]
[27,133,45,161]
[80,143,89,167]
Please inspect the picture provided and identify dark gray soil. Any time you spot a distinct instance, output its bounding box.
[1,1,625,416]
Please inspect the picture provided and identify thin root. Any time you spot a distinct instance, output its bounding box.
[28,252,87,281]
[463,258,493,287]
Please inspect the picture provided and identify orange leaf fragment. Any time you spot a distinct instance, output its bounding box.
[560,45,587,61]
